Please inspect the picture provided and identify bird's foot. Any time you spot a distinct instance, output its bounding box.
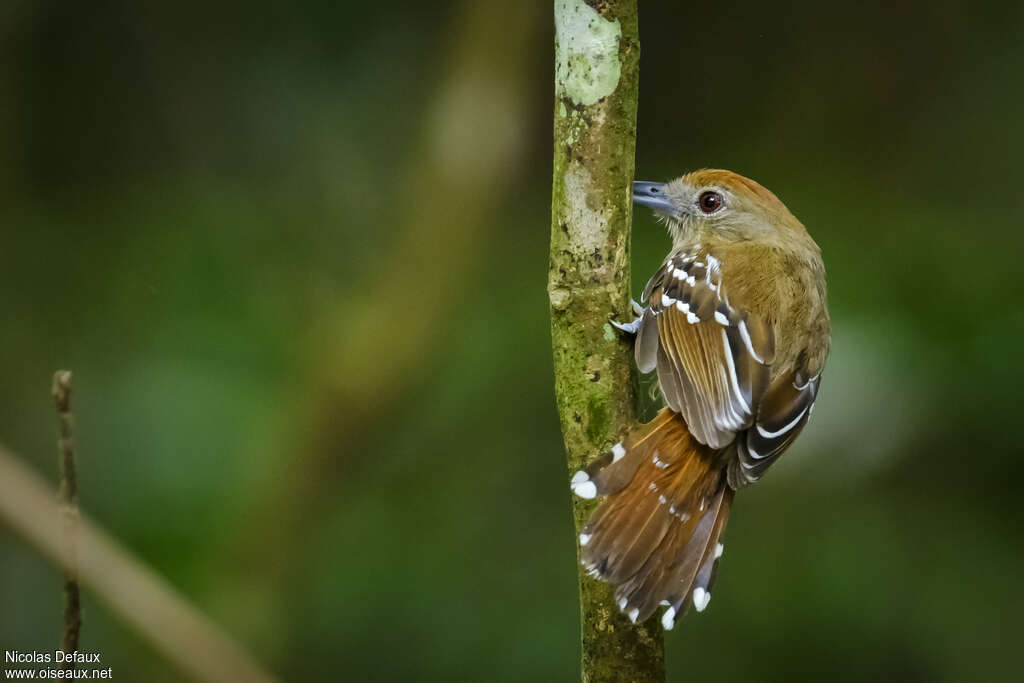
[610,301,645,335]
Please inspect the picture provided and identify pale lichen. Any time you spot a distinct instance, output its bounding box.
[562,162,609,255]
[554,0,622,107]
[549,287,573,310]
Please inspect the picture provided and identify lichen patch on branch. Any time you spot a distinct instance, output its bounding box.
[554,0,622,107]
[563,163,610,256]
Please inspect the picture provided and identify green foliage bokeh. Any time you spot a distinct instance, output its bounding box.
[1,1,1022,681]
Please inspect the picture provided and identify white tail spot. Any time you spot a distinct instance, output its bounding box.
[572,480,597,499]
[693,587,711,612]
[628,608,639,624]
[579,533,591,546]
[715,543,724,559]
[570,471,589,484]
[661,606,676,631]
[612,442,626,462]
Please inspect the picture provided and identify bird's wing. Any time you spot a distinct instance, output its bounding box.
[636,247,820,477]
[636,248,773,449]
[727,361,821,488]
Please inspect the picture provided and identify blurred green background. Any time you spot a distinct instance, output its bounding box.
[2,1,1023,681]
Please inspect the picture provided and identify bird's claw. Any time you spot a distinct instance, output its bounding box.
[611,304,645,335]
[610,318,642,334]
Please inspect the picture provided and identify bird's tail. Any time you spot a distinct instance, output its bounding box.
[571,408,732,629]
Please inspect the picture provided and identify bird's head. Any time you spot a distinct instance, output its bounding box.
[633,169,810,248]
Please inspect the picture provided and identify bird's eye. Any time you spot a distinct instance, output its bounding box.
[697,191,724,214]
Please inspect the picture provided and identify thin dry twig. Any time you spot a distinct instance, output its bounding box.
[0,447,280,683]
[53,370,81,668]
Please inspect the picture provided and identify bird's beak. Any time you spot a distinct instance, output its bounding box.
[632,181,675,214]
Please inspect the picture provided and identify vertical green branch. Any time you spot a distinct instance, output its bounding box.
[53,370,81,666]
[548,1,665,681]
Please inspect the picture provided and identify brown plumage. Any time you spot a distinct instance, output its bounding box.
[571,169,831,629]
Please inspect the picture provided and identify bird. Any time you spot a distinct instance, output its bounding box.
[569,169,830,630]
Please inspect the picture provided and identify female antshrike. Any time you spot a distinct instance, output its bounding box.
[570,169,831,629]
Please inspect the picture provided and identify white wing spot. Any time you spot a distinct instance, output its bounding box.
[756,406,809,439]
[570,470,589,484]
[714,311,729,325]
[687,311,700,324]
[628,608,640,624]
[738,320,765,364]
[794,372,819,391]
[676,301,690,314]
[715,543,724,559]
[661,293,676,307]
[747,440,769,460]
[612,442,627,462]
[661,606,676,630]
[721,329,752,414]
[579,533,591,546]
